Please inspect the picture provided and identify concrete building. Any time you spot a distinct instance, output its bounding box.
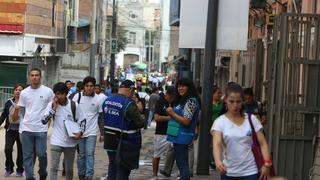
[0,0,67,87]
[115,0,160,71]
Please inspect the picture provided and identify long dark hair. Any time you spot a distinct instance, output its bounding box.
[220,83,244,115]
[175,78,200,108]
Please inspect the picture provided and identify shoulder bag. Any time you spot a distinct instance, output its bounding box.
[248,114,276,176]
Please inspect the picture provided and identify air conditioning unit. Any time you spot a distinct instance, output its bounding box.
[51,39,67,53]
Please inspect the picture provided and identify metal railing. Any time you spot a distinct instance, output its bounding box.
[0,86,13,112]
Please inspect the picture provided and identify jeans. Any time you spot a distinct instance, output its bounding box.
[173,143,189,180]
[77,136,97,178]
[20,131,47,180]
[107,151,131,180]
[5,129,24,173]
[221,173,259,180]
[147,111,154,127]
[50,145,76,180]
[162,142,194,175]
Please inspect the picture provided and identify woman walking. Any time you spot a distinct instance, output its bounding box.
[166,78,200,180]
[211,83,271,180]
[0,84,24,177]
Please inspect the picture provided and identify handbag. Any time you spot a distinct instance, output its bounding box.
[115,100,140,170]
[166,120,180,136]
[248,114,276,176]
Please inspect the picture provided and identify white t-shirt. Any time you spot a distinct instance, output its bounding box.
[45,100,86,147]
[97,93,107,106]
[72,92,102,137]
[211,113,263,177]
[18,85,54,133]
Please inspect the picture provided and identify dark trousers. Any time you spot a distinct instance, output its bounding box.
[5,129,24,173]
[107,151,131,180]
[221,173,259,180]
[173,143,190,180]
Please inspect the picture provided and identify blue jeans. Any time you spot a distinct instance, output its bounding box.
[107,151,131,180]
[20,131,47,180]
[77,136,97,178]
[173,143,189,180]
[221,173,259,180]
[147,111,154,127]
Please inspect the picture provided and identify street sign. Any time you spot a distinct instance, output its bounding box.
[267,14,275,26]
[110,38,117,54]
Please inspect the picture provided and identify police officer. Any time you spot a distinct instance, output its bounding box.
[102,80,145,180]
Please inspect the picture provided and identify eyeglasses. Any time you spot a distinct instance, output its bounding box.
[226,100,243,104]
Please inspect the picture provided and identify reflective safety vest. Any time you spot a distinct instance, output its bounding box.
[167,98,200,145]
[102,95,141,150]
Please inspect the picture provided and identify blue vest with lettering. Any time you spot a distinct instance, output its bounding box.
[103,95,141,150]
[167,98,200,145]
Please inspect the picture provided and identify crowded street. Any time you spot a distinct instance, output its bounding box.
[0,122,218,180]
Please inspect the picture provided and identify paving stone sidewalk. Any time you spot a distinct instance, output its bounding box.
[0,123,219,180]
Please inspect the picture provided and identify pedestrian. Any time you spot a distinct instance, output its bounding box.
[102,80,145,180]
[152,86,175,178]
[211,83,271,180]
[95,84,107,104]
[147,87,159,127]
[68,81,84,100]
[63,80,74,176]
[209,85,223,169]
[17,68,54,180]
[243,87,266,124]
[72,76,104,180]
[132,92,145,115]
[0,84,24,177]
[166,78,200,180]
[43,82,86,180]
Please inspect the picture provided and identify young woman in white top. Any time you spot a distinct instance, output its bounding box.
[211,83,271,180]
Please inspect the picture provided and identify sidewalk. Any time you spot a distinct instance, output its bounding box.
[0,123,219,180]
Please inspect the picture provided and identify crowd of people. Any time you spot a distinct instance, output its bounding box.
[0,67,272,180]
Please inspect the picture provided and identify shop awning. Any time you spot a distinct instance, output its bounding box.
[0,24,24,34]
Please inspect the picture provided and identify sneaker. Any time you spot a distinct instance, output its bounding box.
[159,170,171,177]
[4,171,13,177]
[16,172,23,177]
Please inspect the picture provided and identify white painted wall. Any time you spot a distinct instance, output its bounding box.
[159,0,170,72]
[0,35,54,57]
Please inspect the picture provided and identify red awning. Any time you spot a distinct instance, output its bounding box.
[0,24,24,34]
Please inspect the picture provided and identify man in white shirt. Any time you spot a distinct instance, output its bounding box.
[17,68,54,180]
[43,82,86,180]
[72,76,104,180]
[95,84,107,104]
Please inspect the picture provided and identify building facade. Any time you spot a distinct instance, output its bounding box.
[0,0,66,87]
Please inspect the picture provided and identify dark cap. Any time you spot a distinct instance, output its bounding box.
[120,80,135,89]
[165,86,175,95]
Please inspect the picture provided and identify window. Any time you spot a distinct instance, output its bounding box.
[129,32,136,44]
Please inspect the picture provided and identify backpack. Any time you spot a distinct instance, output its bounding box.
[69,92,81,122]
[70,100,76,122]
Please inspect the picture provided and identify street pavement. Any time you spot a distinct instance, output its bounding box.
[0,122,219,180]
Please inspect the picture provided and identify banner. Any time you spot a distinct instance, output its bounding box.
[179,0,249,50]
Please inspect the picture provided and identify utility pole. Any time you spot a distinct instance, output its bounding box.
[90,0,97,77]
[196,0,219,175]
[148,30,152,73]
[109,0,117,84]
[99,0,107,83]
